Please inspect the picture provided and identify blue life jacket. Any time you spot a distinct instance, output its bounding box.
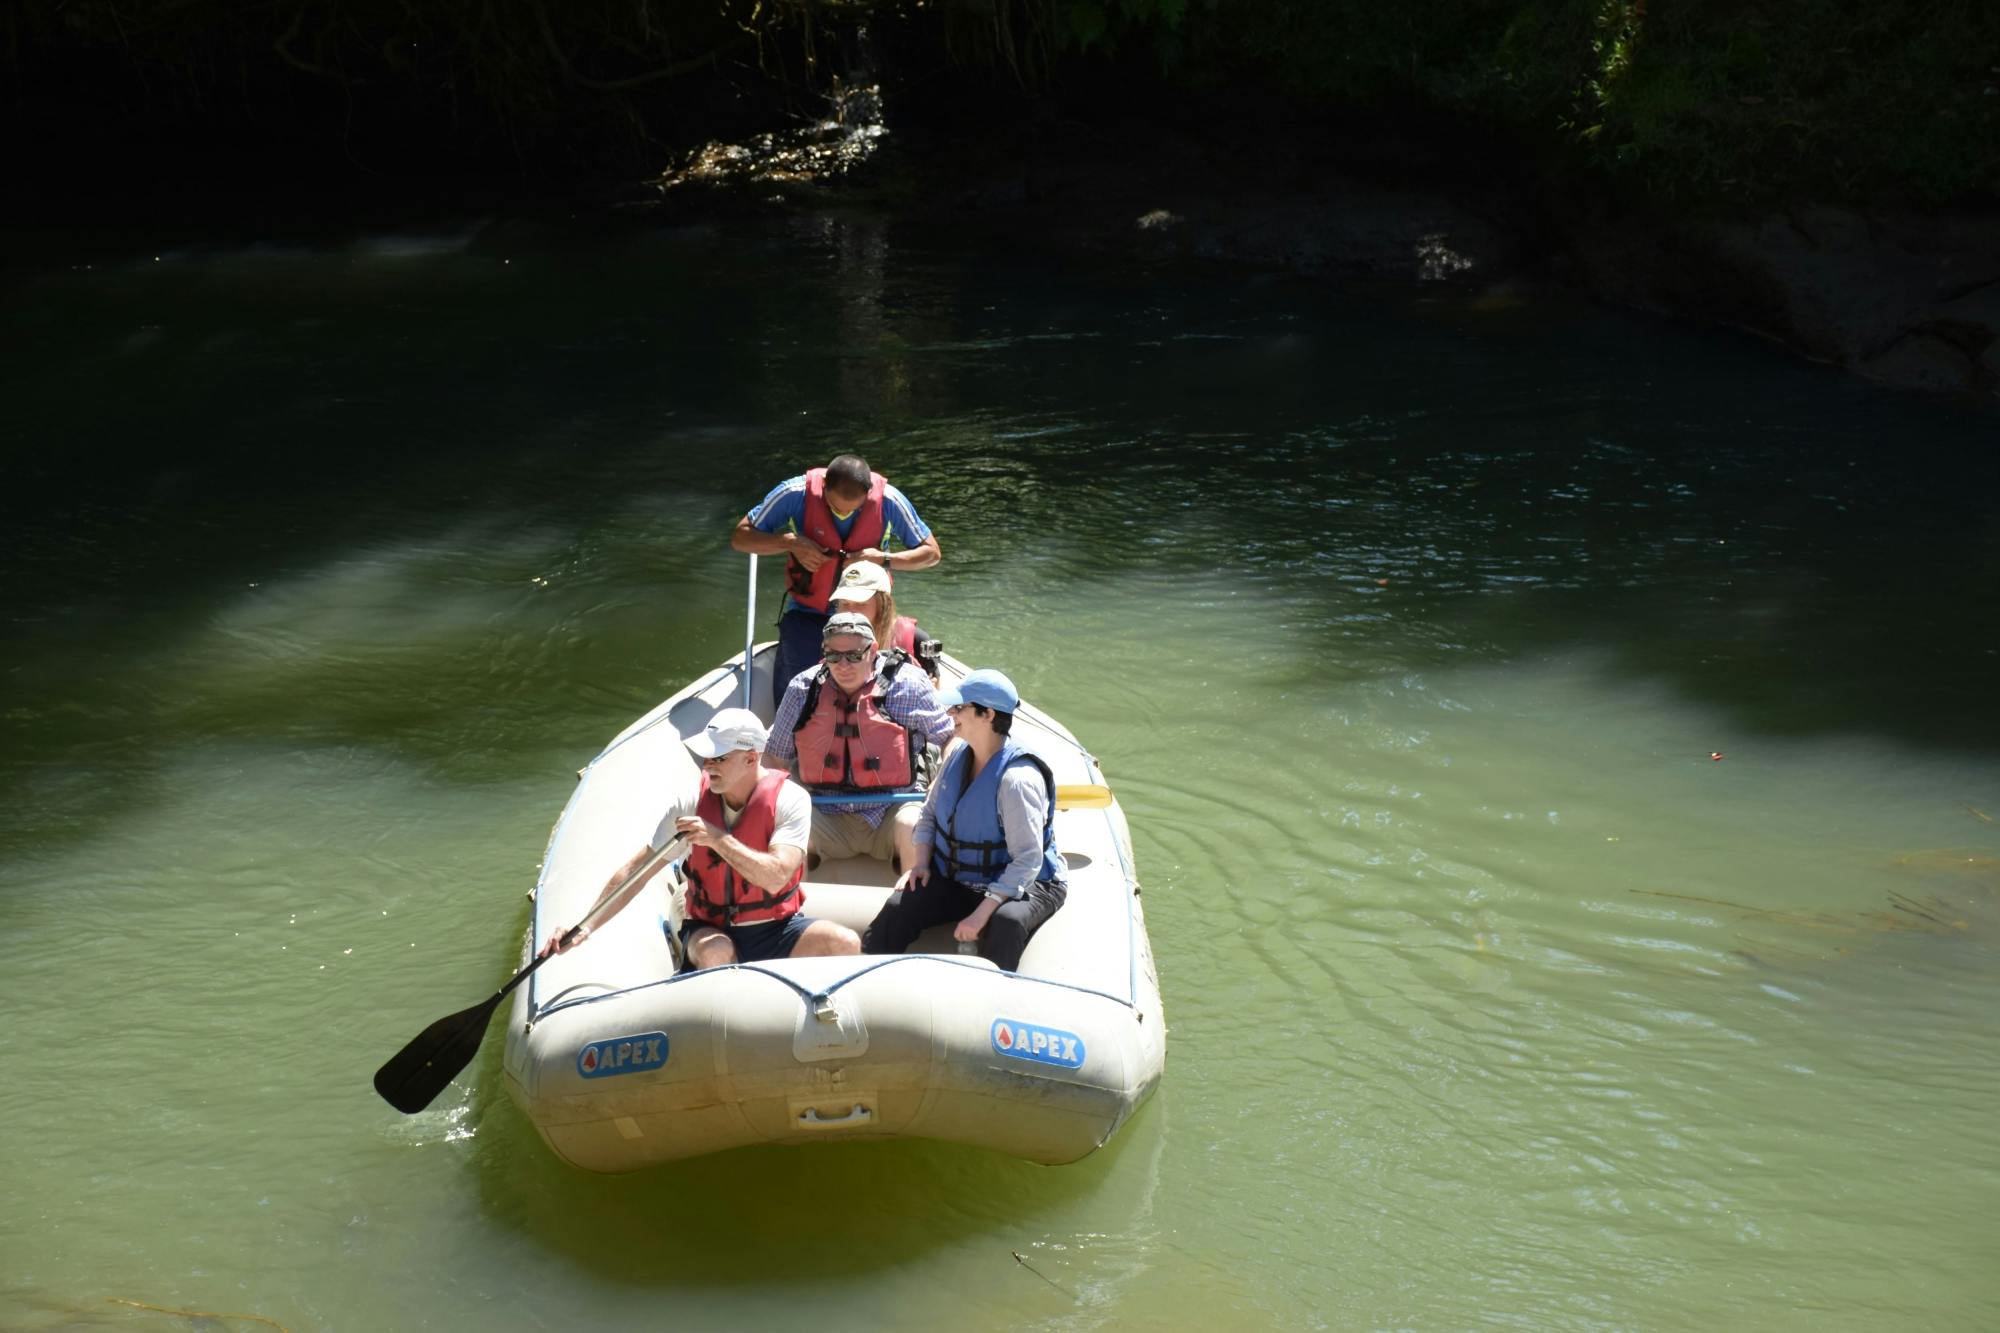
[930,739,1065,889]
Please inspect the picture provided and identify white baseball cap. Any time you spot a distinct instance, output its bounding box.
[682,707,769,758]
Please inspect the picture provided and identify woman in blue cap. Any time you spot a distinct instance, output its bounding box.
[861,668,1067,971]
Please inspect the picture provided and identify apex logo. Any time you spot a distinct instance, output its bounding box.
[991,1018,1085,1069]
[577,1031,670,1079]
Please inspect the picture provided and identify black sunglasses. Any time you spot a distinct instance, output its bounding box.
[822,647,872,665]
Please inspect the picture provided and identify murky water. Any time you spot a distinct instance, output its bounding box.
[4,215,1997,1331]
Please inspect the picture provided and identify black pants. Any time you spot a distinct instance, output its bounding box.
[862,874,1067,972]
[772,607,829,710]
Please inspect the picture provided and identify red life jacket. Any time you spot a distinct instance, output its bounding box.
[792,652,922,792]
[786,468,888,612]
[891,615,919,658]
[683,770,805,927]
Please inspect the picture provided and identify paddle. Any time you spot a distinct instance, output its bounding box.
[809,784,1115,810]
[741,551,758,708]
[1055,784,1114,810]
[372,838,684,1115]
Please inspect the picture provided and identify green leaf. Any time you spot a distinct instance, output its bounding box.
[1066,2,1108,52]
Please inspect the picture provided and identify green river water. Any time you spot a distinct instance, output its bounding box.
[3,215,1998,1332]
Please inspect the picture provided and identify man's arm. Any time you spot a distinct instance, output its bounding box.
[677,815,804,893]
[882,533,940,573]
[884,666,953,748]
[763,677,806,769]
[732,515,832,569]
[855,485,940,572]
[539,838,682,957]
[730,481,833,568]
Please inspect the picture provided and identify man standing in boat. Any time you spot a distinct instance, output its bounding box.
[730,454,941,707]
[540,708,860,968]
[764,611,951,876]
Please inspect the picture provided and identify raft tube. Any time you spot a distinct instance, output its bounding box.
[502,649,1165,1170]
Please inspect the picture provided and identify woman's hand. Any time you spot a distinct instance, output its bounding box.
[895,864,930,893]
[954,898,998,943]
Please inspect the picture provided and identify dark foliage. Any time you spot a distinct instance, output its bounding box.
[6,0,1995,208]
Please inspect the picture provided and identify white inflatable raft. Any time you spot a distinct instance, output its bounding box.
[502,646,1165,1170]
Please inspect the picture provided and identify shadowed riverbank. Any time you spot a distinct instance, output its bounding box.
[9,3,1998,403]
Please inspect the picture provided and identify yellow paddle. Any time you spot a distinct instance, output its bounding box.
[1054,784,1114,809]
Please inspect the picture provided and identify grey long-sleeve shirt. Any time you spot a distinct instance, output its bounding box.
[912,750,1053,902]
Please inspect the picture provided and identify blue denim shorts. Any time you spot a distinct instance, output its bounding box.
[678,912,815,968]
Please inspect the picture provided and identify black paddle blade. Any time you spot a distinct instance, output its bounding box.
[373,991,505,1114]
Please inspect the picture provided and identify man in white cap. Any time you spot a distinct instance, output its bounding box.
[764,610,951,875]
[541,707,859,968]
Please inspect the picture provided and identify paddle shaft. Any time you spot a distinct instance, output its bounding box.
[483,836,676,1007]
[543,833,688,961]
[373,836,685,1114]
[741,552,758,708]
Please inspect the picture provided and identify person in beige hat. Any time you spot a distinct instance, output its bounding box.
[828,560,941,681]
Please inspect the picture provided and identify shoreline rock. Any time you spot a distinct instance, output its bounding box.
[650,112,1999,404]
[1559,203,2000,401]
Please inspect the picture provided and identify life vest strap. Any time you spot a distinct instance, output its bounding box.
[689,866,802,924]
[937,828,1010,880]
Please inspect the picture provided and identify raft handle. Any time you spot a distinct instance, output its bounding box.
[799,1103,874,1128]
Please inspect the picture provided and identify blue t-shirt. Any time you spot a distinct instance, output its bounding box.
[747,475,933,613]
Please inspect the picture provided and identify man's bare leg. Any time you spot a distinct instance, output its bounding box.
[685,925,738,969]
[791,920,861,957]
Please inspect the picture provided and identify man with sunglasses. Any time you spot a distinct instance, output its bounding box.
[764,611,951,876]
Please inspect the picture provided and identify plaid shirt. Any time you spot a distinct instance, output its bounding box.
[765,656,951,827]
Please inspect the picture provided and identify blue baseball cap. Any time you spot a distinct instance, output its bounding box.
[937,667,1019,713]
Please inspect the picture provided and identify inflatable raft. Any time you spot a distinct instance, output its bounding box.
[502,646,1165,1170]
